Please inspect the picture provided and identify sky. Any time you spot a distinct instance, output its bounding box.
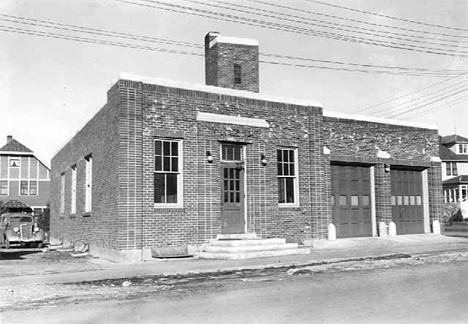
[1,0,467,163]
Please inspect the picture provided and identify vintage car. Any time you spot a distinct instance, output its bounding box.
[0,213,45,248]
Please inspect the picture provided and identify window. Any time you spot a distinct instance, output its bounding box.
[85,155,92,213]
[234,64,242,85]
[154,139,182,206]
[9,158,20,168]
[71,165,77,214]
[60,172,65,214]
[29,181,37,195]
[459,144,467,154]
[0,180,7,195]
[446,162,458,176]
[277,148,298,205]
[19,180,37,195]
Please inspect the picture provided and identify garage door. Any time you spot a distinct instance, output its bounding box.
[331,164,372,238]
[391,168,424,234]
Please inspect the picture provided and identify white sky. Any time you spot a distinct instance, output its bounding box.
[1,0,467,162]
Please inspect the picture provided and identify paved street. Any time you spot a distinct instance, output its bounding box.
[1,252,467,324]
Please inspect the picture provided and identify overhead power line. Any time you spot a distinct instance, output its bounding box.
[113,0,468,58]
[306,0,468,33]
[354,72,468,113]
[404,95,468,120]
[1,13,464,77]
[248,0,468,39]
[193,0,468,48]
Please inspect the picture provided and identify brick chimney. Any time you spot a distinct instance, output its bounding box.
[205,32,260,93]
[6,135,12,143]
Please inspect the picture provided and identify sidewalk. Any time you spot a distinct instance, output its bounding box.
[1,234,467,287]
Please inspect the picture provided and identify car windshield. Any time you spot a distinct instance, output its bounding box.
[9,216,33,224]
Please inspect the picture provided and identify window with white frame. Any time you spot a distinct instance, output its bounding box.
[446,162,458,176]
[277,148,299,205]
[71,165,77,214]
[459,144,467,154]
[60,172,65,214]
[0,180,8,195]
[19,180,38,195]
[85,155,92,213]
[154,139,182,206]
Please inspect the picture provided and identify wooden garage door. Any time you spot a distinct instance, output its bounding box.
[391,169,424,234]
[331,164,372,238]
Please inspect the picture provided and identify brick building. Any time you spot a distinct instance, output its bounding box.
[0,136,50,216]
[51,32,443,262]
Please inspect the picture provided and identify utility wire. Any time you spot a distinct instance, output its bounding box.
[0,14,467,76]
[306,0,468,33]
[2,24,457,77]
[377,82,468,118]
[385,87,468,118]
[404,95,468,120]
[359,78,468,116]
[189,0,468,49]
[114,0,468,58]
[354,72,468,113]
[248,0,468,39]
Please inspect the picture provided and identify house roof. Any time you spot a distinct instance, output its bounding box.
[439,142,468,161]
[443,175,468,185]
[440,134,468,145]
[0,138,33,153]
[0,137,50,170]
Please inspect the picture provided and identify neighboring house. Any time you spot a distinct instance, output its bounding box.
[0,136,51,216]
[51,32,444,262]
[439,134,468,204]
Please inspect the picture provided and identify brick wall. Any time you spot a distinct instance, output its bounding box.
[114,79,327,249]
[50,85,121,249]
[323,116,443,230]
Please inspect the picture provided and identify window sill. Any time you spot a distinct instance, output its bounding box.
[279,204,300,209]
[69,213,76,218]
[154,203,184,210]
[83,212,92,217]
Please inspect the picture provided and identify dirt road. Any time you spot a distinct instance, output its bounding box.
[1,252,467,323]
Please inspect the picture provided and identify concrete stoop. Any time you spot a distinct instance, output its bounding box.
[196,234,311,260]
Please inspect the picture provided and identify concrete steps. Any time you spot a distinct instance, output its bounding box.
[196,234,310,260]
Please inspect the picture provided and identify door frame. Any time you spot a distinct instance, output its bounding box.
[219,143,247,234]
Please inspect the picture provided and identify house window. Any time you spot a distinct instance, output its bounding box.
[154,139,182,206]
[277,148,299,206]
[71,165,77,214]
[29,181,37,195]
[446,162,458,176]
[19,180,37,195]
[234,64,242,85]
[459,144,467,154]
[60,172,65,214]
[9,158,20,168]
[85,155,92,213]
[0,180,8,195]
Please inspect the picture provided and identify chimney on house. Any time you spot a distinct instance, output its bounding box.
[205,32,260,93]
[6,135,12,143]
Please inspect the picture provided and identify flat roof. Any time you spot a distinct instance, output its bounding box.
[323,111,438,130]
[120,72,323,108]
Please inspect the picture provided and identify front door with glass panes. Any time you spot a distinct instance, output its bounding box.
[220,144,245,234]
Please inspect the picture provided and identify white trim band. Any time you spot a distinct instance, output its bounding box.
[197,112,269,128]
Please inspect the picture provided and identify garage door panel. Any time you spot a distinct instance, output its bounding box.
[331,164,373,238]
[391,168,424,234]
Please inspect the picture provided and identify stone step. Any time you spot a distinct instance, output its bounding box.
[216,233,258,240]
[209,238,287,247]
[204,243,298,253]
[196,248,310,260]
